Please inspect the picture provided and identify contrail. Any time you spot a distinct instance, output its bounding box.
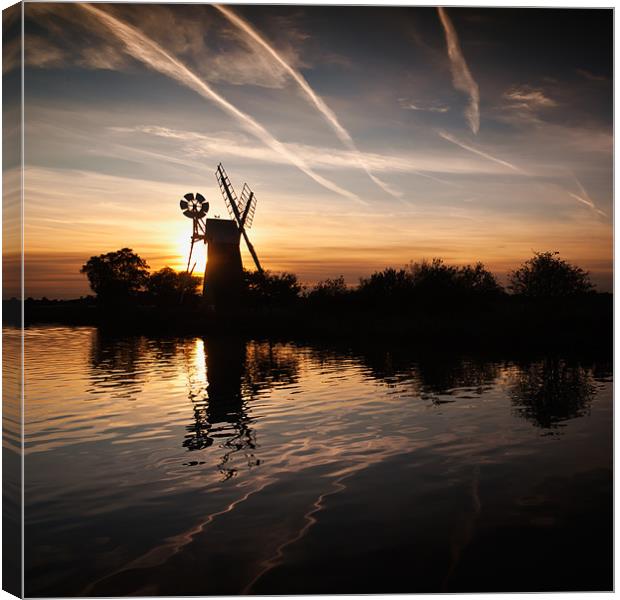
[438,130,522,173]
[570,173,606,216]
[78,4,361,203]
[214,4,401,198]
[437,7,480,134]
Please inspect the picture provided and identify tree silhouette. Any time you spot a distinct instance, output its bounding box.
[358,259,502,306]
[146,267,201,306]
[243,269,302,306]
[80,248,149,304]
[508,251,594,297]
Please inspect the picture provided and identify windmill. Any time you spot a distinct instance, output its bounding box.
[178,165,264,308]
[215,163,263,274]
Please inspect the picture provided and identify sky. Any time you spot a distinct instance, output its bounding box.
[4,4,613,298]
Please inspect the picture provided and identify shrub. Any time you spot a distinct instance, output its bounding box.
[456,262,503,296]
[243,270,302,306]
[508,252,593,297]
[358,259,502,306]
[146,267,201,306]
[408,258,459,296]
[358,268,414,303]
[307,276,349,301]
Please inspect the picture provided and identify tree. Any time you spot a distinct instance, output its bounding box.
[80,248,149,304]
[358,268,414,303]
[146,267,201,306]
[456,262,503,296]
[408,258,459,296]
[358,260,502,306]
[308,276,349,300]
[508,251,594,297]
[243,270,302,305]
[408,259,502,297]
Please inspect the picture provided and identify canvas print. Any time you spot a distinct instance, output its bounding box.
[2,3,613,597]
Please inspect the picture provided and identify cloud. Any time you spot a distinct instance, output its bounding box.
[76,4,360,203]
[576,68,608,82]
[496,85,559,126]
[437,7,480,134]
[570,174,606,217]
[214,4,401,199]
[399,98,450,113]
[114,124,515,177]
[25,3,301,88]
[503,85,557,110]
[3,36,21,74]
[438,130,523,173]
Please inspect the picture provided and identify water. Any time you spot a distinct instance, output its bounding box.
[17,326,611,596]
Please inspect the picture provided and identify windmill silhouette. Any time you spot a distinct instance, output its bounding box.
[178,164,264,308]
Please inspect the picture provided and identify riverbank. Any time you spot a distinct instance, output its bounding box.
[6,293,613,354]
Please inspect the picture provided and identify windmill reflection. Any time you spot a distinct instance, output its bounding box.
[183,339,301,478]
[509,358,595,429]
[183,337,257,480]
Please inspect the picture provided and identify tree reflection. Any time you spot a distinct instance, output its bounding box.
[88,332,154,400]
[89,330,179,400]
[509,358,595,429]
[355,345,499,402]
[244,341,300,393]
[415,355,499,402]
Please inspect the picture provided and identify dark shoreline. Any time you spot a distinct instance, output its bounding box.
[6,293,613,356]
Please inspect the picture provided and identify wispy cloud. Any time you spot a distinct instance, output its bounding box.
[570,173,606,216]
[78,4,360,203]
[27,3,300,89]
[494,84,563,128]
[437,7,480,134]
[437,130,523,173]
[504,86,557,109]
[399,98,450,113]
[502,85,557,120]
[576,68,608,82]
[213,4,400,199]
[114,124,511,177]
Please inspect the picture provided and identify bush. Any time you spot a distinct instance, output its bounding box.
[243,270,302,306]
[508,251,593,298]
[358,268,414,304]
[146,267,201,306]
[358,259,502,306]
[307,276,349,303]
[409,259,459,296]
[456,262,504,296]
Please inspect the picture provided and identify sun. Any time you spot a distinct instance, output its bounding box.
[170,224,207,276]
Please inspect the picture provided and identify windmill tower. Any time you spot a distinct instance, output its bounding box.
[178,165,263,308]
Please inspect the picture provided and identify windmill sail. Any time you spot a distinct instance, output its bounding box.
[215,163,264,274]
[216,163,243,223]
[239,184,257,229]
